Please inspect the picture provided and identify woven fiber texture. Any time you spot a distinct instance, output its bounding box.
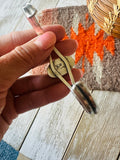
[0,140,18,160]
[35,6,120,92]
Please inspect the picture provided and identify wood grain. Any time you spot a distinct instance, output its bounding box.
[0,0,26,35]
[57,0,87,7]
[62,91,120,160]
[3,109,38,150]
[20,94,83,160]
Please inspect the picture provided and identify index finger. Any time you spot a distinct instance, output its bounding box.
[0,25,65,56]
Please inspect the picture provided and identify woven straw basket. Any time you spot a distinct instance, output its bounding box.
[87,0,120,38]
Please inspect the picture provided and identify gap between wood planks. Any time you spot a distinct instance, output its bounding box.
[61,90,95,160]
[18,108,40,151]
[61,111,84,160]
[116,152,120,160]
[56,0,60,8]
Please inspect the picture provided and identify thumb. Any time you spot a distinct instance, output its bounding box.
[0,31,56,87]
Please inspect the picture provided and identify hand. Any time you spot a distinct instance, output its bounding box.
[0,25,82,140]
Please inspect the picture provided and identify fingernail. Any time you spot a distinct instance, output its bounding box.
[0,106,4,114]
[34,31,56,50]
[78,69,84,78]
[75,40,78,48]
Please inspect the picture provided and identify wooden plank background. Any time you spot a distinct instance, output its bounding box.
[63,91,120,160]
[0,0,120,160]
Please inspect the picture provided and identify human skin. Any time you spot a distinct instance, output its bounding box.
[0,25,82,140]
